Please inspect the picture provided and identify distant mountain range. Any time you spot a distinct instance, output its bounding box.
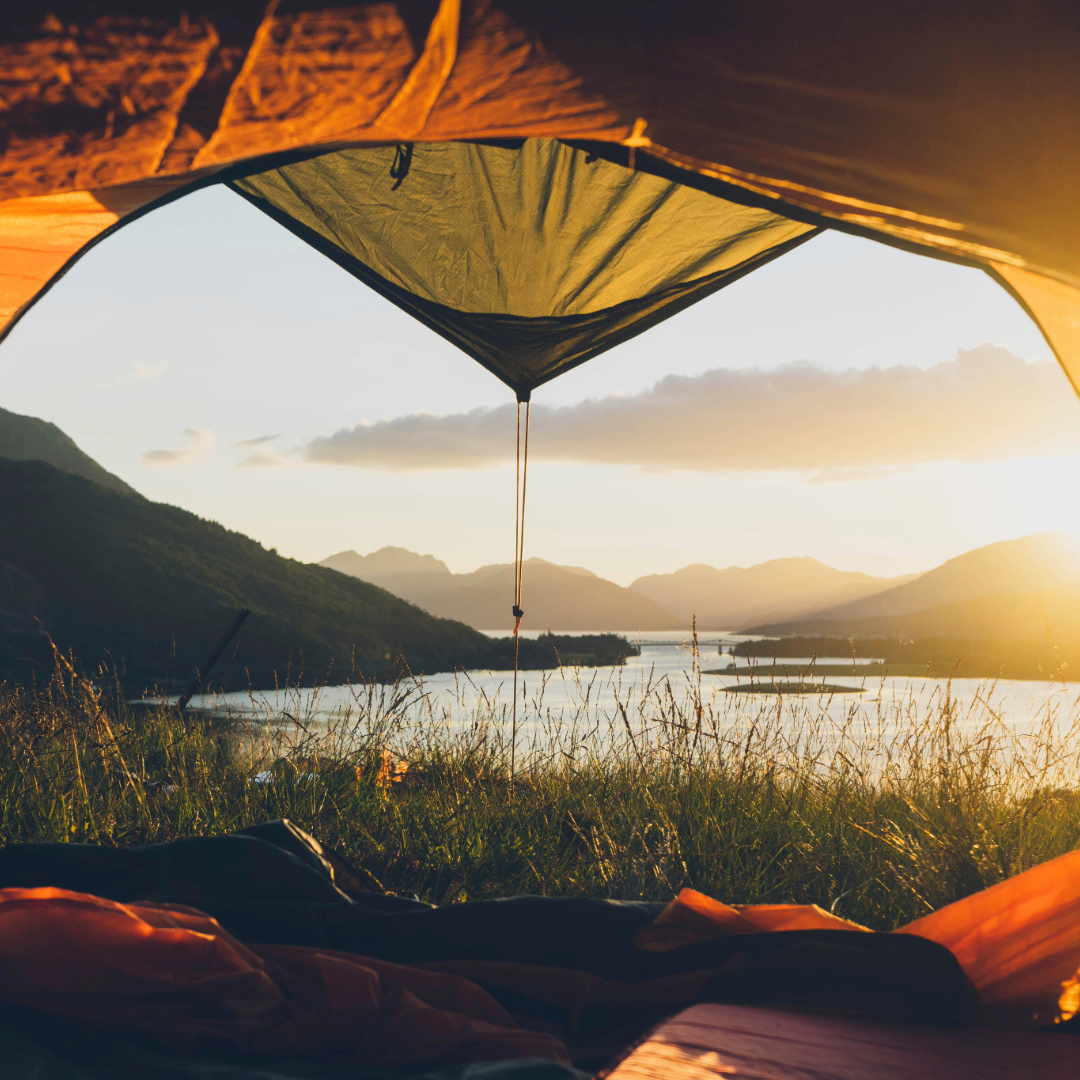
[628,558,916,629]
[322,548,916,633]
[326,531,1080,646]
[321,548,680,631]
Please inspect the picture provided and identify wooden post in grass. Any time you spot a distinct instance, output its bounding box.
[176,608,251,712]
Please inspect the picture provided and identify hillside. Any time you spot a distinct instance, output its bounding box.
[749,577,1080,643]
[322,551,681,631]
[629,557,915,629]
[793,532,1080,624]
[0,405,136,496]
[0,459,514,692]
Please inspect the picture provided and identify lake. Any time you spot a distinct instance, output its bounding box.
[176,629,1080,747]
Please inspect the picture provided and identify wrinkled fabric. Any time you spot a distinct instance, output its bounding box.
[0,887,570,1067]
[634,888,871,951]
[0,828,977,1062]
[230,140,816,395]
[895,850,1080,1027]
[0,1002,587,1080]
[1,2,1079,393]
[4,824,1079,1050]
[633,858,1080,1029]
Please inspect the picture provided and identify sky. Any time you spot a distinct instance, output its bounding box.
[2,183,1078,586]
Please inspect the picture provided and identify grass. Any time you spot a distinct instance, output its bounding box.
[2,644,1079,931]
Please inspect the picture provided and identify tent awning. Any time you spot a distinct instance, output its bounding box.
[230,140,818,396]
[2,1,1078,390]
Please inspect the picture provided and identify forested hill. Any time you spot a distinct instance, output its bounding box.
[0,404,137,496]
[0,458,502,692]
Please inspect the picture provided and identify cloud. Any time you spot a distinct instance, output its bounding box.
[92,360,168,390]
[303,345,1080,474]
[233,434,292,468]
[235,434,281,450]
[118,360,167,384]
[142,428,213,468]
[236,449,292,468]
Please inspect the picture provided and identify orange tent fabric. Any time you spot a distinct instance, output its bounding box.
[2,1,1079,392]
[634,852,1080,1028]
[0,886,570,1066]
[633,888,871,951]
[895,849,1080,1028]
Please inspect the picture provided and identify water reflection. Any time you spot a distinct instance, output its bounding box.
[172,628,1080,746]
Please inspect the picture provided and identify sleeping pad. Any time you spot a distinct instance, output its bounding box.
[0,820,1072,1079]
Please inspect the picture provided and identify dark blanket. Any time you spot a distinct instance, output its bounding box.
[0,1002,586,1080]
[0,821,978,1071]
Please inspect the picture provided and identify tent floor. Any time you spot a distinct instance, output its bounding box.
[607,1003,1078,1080]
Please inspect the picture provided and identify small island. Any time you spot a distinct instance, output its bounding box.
[724,681,867,695]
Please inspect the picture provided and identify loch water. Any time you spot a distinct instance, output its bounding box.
[175,629,1080,748]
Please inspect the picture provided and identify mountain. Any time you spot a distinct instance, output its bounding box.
[0,458,513,691]
[751,532,1080,636]
[322,547,452,580]
[321,547,454,600]
[0,404,137,496]
[746,579,1080,644]
[629,557,916,629]
[414,559,681,631]
[321,552,681,631]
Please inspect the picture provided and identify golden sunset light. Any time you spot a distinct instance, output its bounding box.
[2,3,1080,1077]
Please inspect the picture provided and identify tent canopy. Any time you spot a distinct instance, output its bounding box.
[231,139,817,396]
[1,0,1078,393]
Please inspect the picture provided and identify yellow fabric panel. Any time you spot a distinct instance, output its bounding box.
[235,141,813,316]
[232,140,819,392]
[991,264,1080,397]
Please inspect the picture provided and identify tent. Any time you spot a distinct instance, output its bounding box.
[2,0,1080,399]
[4,11,1080,1070]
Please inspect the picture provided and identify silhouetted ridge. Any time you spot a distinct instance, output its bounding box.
[0,459,499,691]
[0,404,137,496]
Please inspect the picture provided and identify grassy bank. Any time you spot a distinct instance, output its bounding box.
[2,650,1079,930]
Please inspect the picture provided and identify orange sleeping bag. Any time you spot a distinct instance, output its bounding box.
[1,850,1078,1066]
[0,887,571,1066]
